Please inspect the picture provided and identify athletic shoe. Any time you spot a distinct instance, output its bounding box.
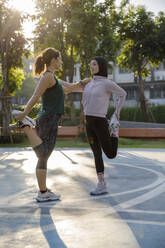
[110,124,119,138]
[109,112,120,127]
[36,189,61,202]
[9,122,29,130]
[90,182,108,196]
[109,112,120,138]
[12,110,36,128]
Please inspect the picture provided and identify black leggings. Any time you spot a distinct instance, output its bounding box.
[85,116,118,173]
[33,114,61,170]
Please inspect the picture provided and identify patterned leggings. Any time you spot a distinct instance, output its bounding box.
[33,114,61,170]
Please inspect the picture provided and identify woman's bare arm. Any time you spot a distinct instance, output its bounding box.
[60,78,91,94]
[15,73,56,120]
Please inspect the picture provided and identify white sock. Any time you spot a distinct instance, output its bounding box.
[97,172,104,183]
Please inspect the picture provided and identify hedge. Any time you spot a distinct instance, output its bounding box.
[1,104,165,125]
[107,106,165,123]
[12,103,41,120]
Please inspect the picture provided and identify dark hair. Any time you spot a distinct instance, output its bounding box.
[34,47,60,76]
[93,56,108,77]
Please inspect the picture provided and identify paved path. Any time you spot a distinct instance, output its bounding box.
[0,147,165,248]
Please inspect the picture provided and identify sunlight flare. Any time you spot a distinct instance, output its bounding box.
[9,0,36,14]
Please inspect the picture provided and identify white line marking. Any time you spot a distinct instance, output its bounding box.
[113,219,165,226]
[62,162,165,203]
[1,162,165,206]
[106,182,165,214]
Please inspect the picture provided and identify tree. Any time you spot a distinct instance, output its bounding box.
[0,1,29,137]
[15,73,38,102]
[33,0,123,124]
[95,0,121,64]
[117,5,165,122]
[33,0,80,120]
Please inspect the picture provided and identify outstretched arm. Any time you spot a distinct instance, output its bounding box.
[60,78,91,94]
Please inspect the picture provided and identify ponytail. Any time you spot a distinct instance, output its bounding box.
[33,47,60,77]
[33,55,45,77]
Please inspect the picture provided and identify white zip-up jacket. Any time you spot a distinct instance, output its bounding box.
[82,75,127,117]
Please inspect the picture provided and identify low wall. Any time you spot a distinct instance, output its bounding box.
[119,128,165,138]
[57,126,82,138]
[57,126,165,139]
[9,126,165,139]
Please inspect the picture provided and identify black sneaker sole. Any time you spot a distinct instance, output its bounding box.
[90,191,108,196]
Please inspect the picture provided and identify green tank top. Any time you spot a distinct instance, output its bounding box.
[38,76,64,118]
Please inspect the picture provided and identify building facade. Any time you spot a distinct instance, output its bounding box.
[110,63,165,107]
[72,62,165,108]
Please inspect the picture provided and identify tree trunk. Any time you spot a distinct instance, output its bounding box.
[0,96,12,136]
[80,94,85,130]
[138,73,150,122]
[68,43,76,122]
[1,56,13,142]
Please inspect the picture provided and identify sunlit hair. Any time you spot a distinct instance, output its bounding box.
[33,47,60,76]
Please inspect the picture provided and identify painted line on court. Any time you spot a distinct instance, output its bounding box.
[62,162,165,203]
[0,210,165,228]
[112,219,165,227]
[106,181,165,214]
[1,181,165,214]
[58,150,78,164]
[1,162,165,206]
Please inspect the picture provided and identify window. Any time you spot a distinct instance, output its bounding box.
[150,86,162,98]
[162,87,165,97]
[126,87,136,100]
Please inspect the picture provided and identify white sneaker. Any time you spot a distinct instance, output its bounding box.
[109,112,120,126]
[90,182,108,196]
[109,113,120,138]
[36,189,61,202]
[110,124,119,138]
[12,110,36,128]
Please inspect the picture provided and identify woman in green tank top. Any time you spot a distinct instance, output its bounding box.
[12,47,90,202]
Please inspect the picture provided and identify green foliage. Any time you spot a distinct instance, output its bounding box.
[9,104,165,124]
[120,107,144,122]
[33,0,120,78]
[7,68,25,95]
[107,106,144,122]
[0,6,29,73]
[78,131,88,142]
[15,73,38,100]
[0,1,29,136]
[116,5,165,121]
[117,6,165,75]
[107,105,165,123]
[150,105,165,123]
[13,104,41,120]
[33,0,76,80]
[106,106,115,119]
[96,0,121,63]
[0,133,26,144]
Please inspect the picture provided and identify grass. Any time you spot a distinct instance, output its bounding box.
[118,138,165,148]
[0,137,165,148]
